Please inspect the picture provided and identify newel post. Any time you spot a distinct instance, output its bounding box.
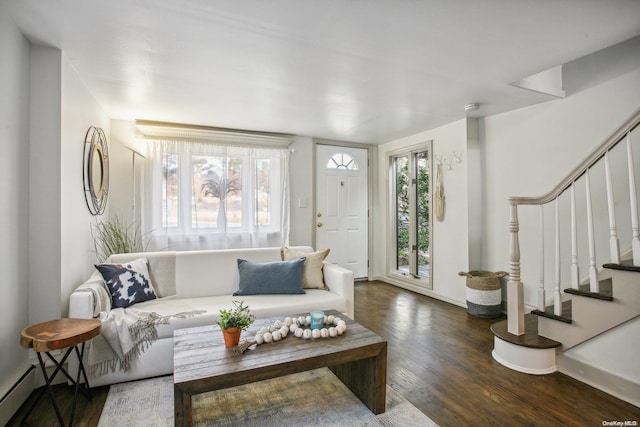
[508,202,525,335]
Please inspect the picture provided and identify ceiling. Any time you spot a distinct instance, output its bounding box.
[5,0,640,143]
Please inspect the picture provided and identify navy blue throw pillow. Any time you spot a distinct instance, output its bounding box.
[95,258,157,308]
[234,258,306,296]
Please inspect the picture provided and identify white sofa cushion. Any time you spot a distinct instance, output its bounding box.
[234,258,306,295]
[127,290,346,340]
[174,246,313,298]
[108,251,176,298]
[281,247,330,289]
[95,258,158,308]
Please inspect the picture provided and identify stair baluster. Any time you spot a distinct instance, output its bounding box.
[627,132,640,266]
[570,183,579,289]
[553,199,562,316]
[604,151,620,264]
[507,202,525,335]
[586,168,599,293]
[538,205,545,311]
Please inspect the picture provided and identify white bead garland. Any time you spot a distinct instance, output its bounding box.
[251,313,347,347]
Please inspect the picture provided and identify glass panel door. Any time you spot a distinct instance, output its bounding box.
[395,155,410,274]
[415,151,430,279]
[390,144,432,286]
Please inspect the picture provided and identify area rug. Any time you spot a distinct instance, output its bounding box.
[98,368,438,427]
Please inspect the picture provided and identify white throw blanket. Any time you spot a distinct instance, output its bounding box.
[75,280,113,316]
[89,307,206,377]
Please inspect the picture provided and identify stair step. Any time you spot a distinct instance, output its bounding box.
[531,299,572,323]
[564,278,614,301]
[490,313,561,349]
[603,261,640,273]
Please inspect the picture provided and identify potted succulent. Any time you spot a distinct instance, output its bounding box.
[217,301,255,348]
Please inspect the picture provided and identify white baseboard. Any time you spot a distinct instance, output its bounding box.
[371,275,467,309]
[557,353,640,407]
[0,350,71,425]
[0,364,35,426]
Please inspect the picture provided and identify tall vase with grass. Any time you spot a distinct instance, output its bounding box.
[91,216,147,262]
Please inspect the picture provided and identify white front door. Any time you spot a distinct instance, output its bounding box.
[316,145,368,278]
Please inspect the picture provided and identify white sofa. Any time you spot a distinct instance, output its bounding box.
[69,246,354,387]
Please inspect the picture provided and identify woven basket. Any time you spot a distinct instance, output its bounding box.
[459,271,507,318]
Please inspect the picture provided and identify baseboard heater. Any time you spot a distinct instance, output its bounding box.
[0,365,35,426]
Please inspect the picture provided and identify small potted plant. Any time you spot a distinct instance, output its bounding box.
[217,300,255,348]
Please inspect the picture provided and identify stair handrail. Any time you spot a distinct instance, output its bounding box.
[509,108,640,206]
[506,107,640,336]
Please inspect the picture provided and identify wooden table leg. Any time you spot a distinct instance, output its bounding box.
[331,342,388,414]
[174,385,193,427]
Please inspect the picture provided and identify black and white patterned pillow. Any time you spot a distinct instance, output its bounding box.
[95,258,157,308]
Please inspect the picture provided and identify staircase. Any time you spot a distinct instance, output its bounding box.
[491,108,640,406]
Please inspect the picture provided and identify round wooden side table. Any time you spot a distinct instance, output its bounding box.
[20,318,101,427]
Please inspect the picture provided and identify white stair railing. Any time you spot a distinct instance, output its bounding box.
[507,109,640,336]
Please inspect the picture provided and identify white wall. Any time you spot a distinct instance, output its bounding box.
[0,6,32,406]
[60,55,110,316]
[288,135,314,246]
[483,68,640,308]
[374,119,472,306]
[28,47,110,322]
[371,66,639,310]
[0,25,110,418]
[29,46,62,324]
[466,119,484,271]
[4,42,110,324]
[108,120,138,223]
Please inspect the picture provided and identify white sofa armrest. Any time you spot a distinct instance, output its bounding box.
[69,291,95,319]
[323,262,354,318]
[69,273,112,319]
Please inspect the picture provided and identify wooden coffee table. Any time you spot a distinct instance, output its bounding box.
[173,309,387,426]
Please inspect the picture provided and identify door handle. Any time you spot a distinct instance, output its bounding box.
[317,222,323,228]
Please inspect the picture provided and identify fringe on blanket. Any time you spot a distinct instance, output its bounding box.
[90,310,206,377]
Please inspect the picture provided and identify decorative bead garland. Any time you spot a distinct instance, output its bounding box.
[235,314,347,353]
[256,314,347,345]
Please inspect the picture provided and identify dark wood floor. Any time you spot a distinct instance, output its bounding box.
[7,382,109,427]
[8,280,640,426]
[354,281,639,426]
